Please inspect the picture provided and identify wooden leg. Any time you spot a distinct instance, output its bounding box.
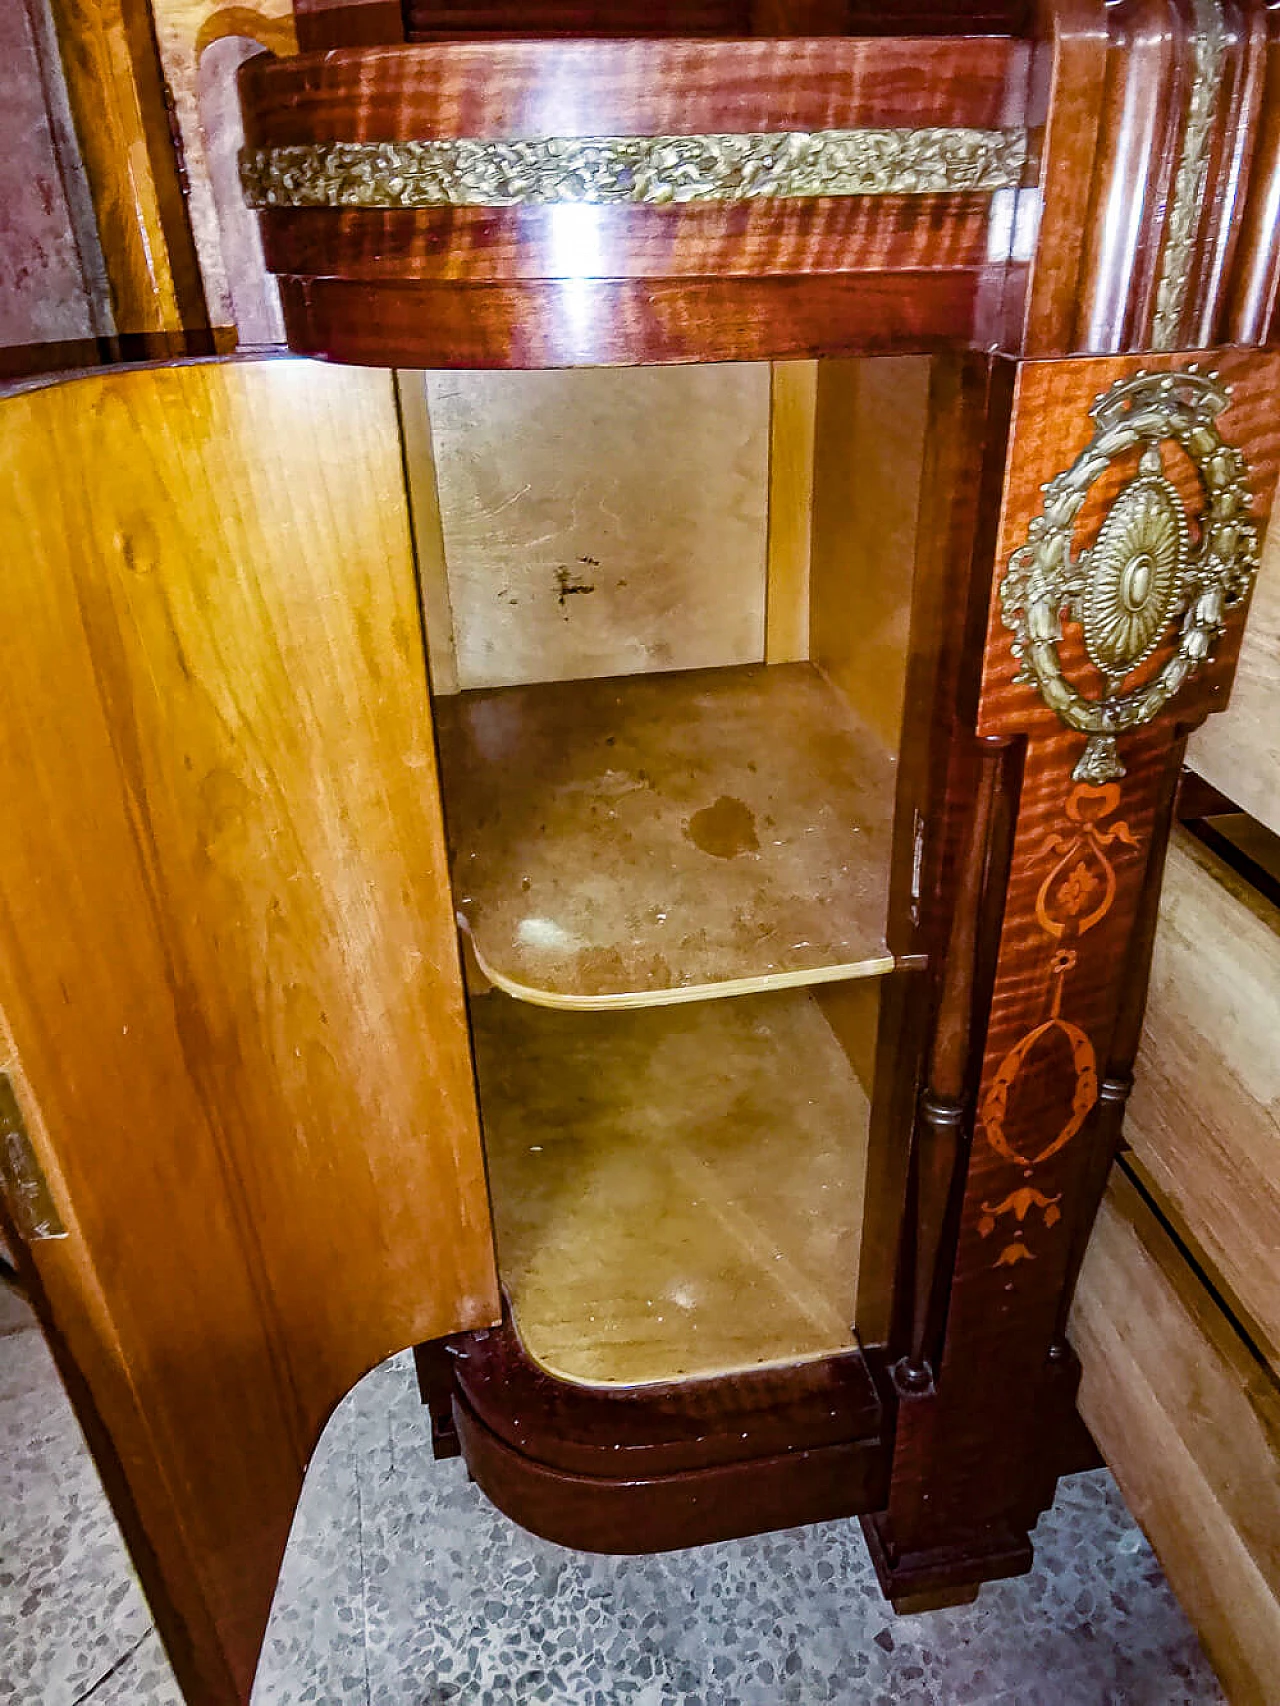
[413,1336,463,1461]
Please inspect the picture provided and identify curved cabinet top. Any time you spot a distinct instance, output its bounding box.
[236,3,1280,367]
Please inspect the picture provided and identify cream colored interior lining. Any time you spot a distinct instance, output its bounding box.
[471,986,870,1388]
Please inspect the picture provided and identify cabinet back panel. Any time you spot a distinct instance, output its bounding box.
[420,365,771,690]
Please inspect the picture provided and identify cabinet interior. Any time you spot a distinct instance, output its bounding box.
[413,357,929,1387]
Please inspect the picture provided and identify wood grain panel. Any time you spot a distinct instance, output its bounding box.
[423,365,769,690]
[809,355,930,749]
[239,37,1023,146]
[258,198,995,283]
[0,359,499,1704]
[1072,1170,1280,1706]
[1124,831,1280,1373]
[276,272,981,367]
[1188,511,1280,835]
[766,360,817,665]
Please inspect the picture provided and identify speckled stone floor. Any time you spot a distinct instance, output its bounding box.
[1,1272,1224,1705]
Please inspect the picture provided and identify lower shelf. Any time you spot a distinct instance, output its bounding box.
[471,985,871,1387]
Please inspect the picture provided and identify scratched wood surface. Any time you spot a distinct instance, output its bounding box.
[435,662,896,1007]
[423,366,770,690]
[474,986,868,1386]
[0,359,499,1705]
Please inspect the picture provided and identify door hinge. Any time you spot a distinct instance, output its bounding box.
[0,1075,66,1243]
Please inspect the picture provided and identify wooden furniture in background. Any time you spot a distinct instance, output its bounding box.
[46,0,212,347]
[1074,1171,1280,1706]
[1072,654,1280,1703]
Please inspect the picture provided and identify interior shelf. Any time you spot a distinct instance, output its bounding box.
[471,986,869,1388]
[435,661,896,1010]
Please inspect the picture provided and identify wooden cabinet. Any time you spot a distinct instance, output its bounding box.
[4,3,1280,1702]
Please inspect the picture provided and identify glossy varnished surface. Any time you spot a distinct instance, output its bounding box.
[881,347,1280,1577]
[471,988,869,1386]
[239,30,1026,364]
[259,196,994,282]
[238,38,1022,144]
[453,1319,882,1477]
[436,662,896,1007]
[276,272,984,367]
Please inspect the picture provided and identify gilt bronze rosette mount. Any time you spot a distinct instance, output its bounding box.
[1000,368,1259,783]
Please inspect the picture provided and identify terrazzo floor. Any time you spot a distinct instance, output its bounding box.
[1,1270,1223,1705]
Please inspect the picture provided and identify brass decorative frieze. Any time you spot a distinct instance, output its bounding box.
[239,128,1029,209]
[1151,0,1228,349]
[1001,367,1258,784]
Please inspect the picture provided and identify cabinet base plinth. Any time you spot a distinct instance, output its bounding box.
[425,1314,890,1554]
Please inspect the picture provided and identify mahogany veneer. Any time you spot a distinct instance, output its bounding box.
[239,33,1029,365]
[418,1316,889,1555]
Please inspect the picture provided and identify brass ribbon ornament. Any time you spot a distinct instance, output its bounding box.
[1000,367,1258,784]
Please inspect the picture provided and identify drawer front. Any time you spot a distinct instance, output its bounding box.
[1125,830,1280,1374]
[1072,1171,1280,1706]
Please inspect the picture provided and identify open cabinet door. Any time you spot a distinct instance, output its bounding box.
[0,359,500,1705]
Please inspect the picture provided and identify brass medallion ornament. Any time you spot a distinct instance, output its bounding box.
[1079,450,1188,674]
[1000,368,1259,783]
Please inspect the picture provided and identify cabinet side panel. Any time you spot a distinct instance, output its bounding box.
[0,359,499,1703]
